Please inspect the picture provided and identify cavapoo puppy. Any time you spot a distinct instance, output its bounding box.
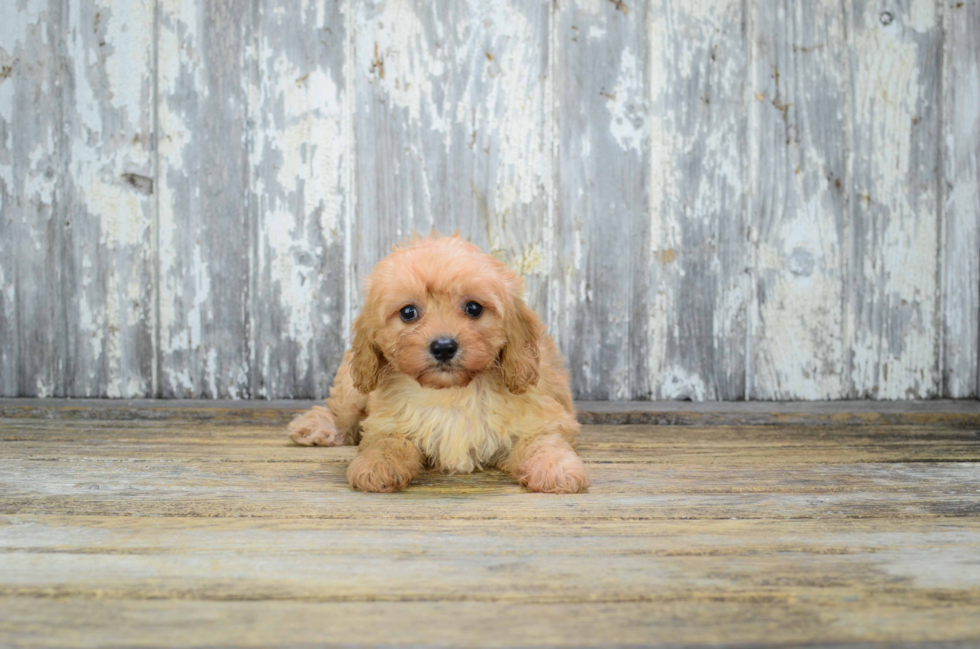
[287,234,589,494]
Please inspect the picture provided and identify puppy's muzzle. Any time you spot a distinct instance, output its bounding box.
[429,337,458,363]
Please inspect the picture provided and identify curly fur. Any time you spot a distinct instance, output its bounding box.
[287,234,587,493]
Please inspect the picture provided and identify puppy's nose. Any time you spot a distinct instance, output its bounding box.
[429,338,459,363]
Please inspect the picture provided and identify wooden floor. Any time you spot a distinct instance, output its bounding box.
[2,401,980,648]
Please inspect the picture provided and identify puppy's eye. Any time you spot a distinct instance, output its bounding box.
[399,305,419,322]
[464,301,483,318]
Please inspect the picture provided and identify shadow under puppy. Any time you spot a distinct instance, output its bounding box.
[288,234,589,494]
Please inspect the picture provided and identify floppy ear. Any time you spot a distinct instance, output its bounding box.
[349,310,386,394]
[500,297,541,394]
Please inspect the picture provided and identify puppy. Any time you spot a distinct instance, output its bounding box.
[287,234,589,494]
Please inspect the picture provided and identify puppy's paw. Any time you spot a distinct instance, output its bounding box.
[517,436,590,494]
[347,451,415,493]
[287,406,347,447]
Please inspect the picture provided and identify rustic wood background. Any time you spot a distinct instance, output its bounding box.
[1,0,977,401]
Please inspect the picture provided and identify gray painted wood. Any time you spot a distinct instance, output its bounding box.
[0,0,977,400]
[846,0,944,399]
[942,0,979,399]
[156,0,251,398]
[0,0,70,397]
[246,0,349,399]
[648,0,749,401]
[748,0,849,400]
[554,0,650,400]
[64,0,156,397]
[352,0,552,317]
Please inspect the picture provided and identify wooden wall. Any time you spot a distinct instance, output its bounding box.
[1,0,977,400]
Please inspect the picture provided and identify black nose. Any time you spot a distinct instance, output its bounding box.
[429,338,458,362]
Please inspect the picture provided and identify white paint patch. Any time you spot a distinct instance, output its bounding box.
[359,1,448,135]
[101,0,154,118]
[156,0,202,396]
[572,0,606,16]
[905,0,935,33]
[606,48,648,153]
[660,367,707,401]
[587,26,606,41]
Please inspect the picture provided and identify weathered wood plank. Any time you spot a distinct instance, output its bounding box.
[3,1,979,403]
[942,0,979,398]
[5,442,979,467]
[2,516,979,604]
[553,0,651,399]
[3,596,980,648]
[0,0,69,397]
[4,488,978,521]
[63,0,156,397]
[3,420,980,465]
[748,0,849,399]
[646,0,750,401]
[5,456,980,497]
[246,0,349,398]
[1,411,979,646]
[156,0,251,398]
[352,0,552,316]
[2,422,978,520]
[3,398,980,426]
[4,514,976,551]
[847,0,944,399]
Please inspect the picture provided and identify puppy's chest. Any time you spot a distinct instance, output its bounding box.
[398,383,513,473]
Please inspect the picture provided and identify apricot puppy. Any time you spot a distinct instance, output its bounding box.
[288,235,589,494]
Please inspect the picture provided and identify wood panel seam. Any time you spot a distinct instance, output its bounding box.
[151,0,161,399]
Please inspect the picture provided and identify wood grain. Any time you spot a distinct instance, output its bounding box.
[64,0,156,398]
[648,0,749,401]
[156,0,252,398]
[748,0,849,399]
[847,0,944,399]
[553,0,650,400]
[2,516,980,603]
[352,0,553,317]
[4,397,980,426]
[0,0,70,397]
[942,0,979,398]
[2,1,978,400]
[2,596,979,648]
[0,410,979,646]
[247,0,349,399]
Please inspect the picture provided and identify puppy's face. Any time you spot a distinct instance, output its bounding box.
[349,237,541,393]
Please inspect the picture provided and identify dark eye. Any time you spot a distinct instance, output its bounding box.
[399,305,419,322]
[464,301,483,318]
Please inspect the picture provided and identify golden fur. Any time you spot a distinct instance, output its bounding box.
[288,235,588,494]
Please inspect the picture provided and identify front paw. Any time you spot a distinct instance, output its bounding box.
[517,437,590,494]
[287,406,347,446]
[347,451,415,493]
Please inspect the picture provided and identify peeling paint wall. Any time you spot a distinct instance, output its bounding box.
[0,0,977,400]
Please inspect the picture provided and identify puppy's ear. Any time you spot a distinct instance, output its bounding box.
[349,310,386,394]
[501,297,541,394]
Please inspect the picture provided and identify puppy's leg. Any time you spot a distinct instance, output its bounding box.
[287,406,345,446]
[347,433,422,493]
[506,434,590,494]
[501,405,589,494]
[288,352,367,446]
